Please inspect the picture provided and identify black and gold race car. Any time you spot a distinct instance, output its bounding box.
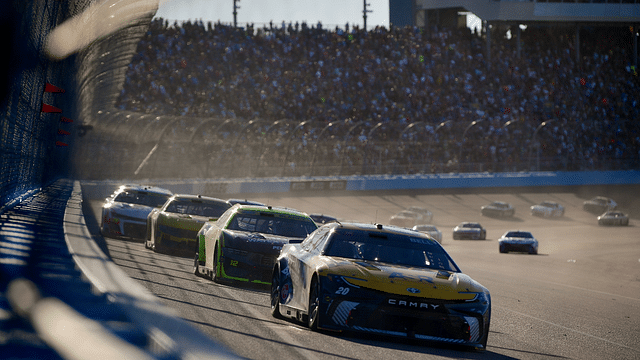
[146,194,231,255]
[194,204,318,285]
[271,222,491,350]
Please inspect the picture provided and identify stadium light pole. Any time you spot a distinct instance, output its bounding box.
[363,0,372,30]
[528,120,555,172]
[233,0,240,28]
[428,120,451,173]
[459,119,482,173]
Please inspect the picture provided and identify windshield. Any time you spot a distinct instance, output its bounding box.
[505,231,533,238]
[227,213,317,238]
[166,200,230,217]
[324,231,459,272]
[114,191,170,207]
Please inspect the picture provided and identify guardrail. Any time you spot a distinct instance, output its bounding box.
[64,181,239,359]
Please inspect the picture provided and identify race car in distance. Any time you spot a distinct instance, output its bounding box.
[530,201,564,218]
[407,206,434,224]
[194,204,318,285]
[583,196,617,214]
[498,230,538,254]
[389,208,430,228]
[412,224,443,243]
[271,222,491,350]
[146,194,231,255]
[101,184,173,240]
[597,210,629,226]
[480,201,515,217]
[452,222,486,240]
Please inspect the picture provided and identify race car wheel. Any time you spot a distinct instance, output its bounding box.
[308,277,321,331]
[193,254,200,276]
[529,247,538,255]
[499,245,506,254]
[478,307,491,351]
[270,267,283,319]
[211,243,220,282]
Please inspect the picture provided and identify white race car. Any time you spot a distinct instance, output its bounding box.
[101,184,173,240]
[530,201,564,218]
[412,224,443,243]
[498,230,538,254]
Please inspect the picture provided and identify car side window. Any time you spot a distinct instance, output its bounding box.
[164,200,176,212]
[301,227,330,252]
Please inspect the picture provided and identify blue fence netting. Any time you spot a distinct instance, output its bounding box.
[0,1,164,358]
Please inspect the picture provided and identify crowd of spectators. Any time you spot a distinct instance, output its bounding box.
[111,18,640,179]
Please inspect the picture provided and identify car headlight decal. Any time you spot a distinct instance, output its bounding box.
[446,292,489,315]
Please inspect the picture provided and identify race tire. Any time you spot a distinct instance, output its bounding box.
[308,277,321,331]
[270,267,283,319]
[193,254,200,276]
[529,247,538,255]
[478,307,491,350]
[499,245,506,253]
[212,243,220,282]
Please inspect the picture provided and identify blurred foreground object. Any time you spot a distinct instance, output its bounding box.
[45,0,159,60]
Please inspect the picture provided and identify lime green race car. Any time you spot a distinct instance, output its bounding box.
[146,194,231,256]
[194,204,318,285]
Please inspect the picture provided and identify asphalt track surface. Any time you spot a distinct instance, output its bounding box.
[88,190,640,360]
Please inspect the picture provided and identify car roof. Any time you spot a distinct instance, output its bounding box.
[413,224,437,230]
[170,194,229,203]
[116,184,173,195]
[231,204,312,218]
[323,222,431,237]
[503,230,533,237]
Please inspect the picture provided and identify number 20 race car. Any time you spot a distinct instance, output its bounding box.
[271,222,491,350]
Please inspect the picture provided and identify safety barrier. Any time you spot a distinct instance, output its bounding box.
[0,179,238,359]
[80,169,640,200]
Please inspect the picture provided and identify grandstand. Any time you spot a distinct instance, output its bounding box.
[2,0,639,197]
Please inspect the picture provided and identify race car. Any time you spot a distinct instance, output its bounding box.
[412,224,443,243]
[146,194,231,255]
[498,230,538,254]
[583,196,617,214]
[480,201,515,217]
[194,204,318,285]
[389,209,428,228]
[452,222,486,240]
[407,206,434,224]
[597,210,629,226]
[530,201,564,218]
[101,184,173,240]
[270,222,491,350]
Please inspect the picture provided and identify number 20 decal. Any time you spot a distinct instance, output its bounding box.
[335,287,350,295]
